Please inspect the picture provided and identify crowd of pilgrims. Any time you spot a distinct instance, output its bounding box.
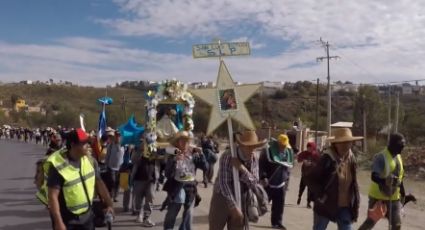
[2,123,410,230]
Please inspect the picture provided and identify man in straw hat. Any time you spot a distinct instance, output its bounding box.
[209,130,267,230]
[162,131,205,230]
[305,127,361,230]
[259,134,294,229]
[358,133,416,230]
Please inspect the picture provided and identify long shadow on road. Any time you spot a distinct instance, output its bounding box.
[1,220,51,230]
[0,209,49,219]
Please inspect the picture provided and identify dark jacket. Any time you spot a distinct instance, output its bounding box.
[259,145,291,188]
[133,156,156,182]
[305,148,360,222]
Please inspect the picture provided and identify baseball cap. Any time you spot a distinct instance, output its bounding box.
[277,134,290,147]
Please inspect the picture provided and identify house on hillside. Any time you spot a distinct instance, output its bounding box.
[332,81,359,93]
[64,81,73,86]
[189,82,208,89]
[19,80,33,85]
[262,81,285,95]
[27,106,46,115]
[402,84,413,95]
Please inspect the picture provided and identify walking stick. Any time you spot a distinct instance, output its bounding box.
[227,118,241,208]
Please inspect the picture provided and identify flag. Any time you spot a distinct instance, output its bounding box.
[98,106,107,138]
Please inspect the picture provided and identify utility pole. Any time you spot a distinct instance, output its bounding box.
[317,38,339,137]
[362,95,367,153]
[121,95,127,122]
[315,78,319,145]
[395,91,400,133]
[387,86,392,142]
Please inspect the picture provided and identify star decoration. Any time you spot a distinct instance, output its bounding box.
[190,60,261,135]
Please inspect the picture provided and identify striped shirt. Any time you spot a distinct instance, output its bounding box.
[213,148,260,209]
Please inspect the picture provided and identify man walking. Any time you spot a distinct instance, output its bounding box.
[358,133,416,230]
[259,134,294,229]
[306,128,361,230]
[130,144,156,227]
[209,130,267,230]
[297,142,320,208]
[163,131,205,230]
[104,129,124,201]
[39,128,114,230]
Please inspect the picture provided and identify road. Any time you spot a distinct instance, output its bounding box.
[0,140,423,230]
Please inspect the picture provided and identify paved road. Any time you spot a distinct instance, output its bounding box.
[0,140,423,230]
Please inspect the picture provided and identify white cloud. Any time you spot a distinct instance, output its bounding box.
[90,0,425,84]
[230,37,266,50]
[101,0,425,47]
[0,34,424,87]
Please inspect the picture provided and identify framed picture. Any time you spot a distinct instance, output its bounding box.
[219,88,238,112]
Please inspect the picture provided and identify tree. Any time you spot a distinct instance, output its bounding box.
[10,94,21,106]
[273,90,288,99]
[353,86,386,137]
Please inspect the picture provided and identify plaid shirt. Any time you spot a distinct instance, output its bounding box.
[213,148,260,210]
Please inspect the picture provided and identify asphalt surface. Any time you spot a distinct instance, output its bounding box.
[0,139,423,230]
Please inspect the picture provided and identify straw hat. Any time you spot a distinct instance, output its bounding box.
[328,128,363,143]
[105,127,115,136]
[235,130,267,148]
[171,131,193,147]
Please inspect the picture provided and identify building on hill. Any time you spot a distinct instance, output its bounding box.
[402,84,413,95]
[27,106,46,115]
[189,82,208,89]
[332,81,358,93]
[262,81,285,95]
[19,80,33,85]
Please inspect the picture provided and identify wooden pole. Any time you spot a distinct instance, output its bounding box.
[395,91,399,133]
[363,104,367,153]
[388,86,392,141]
[315,78,319,145]
[227,117,241,208]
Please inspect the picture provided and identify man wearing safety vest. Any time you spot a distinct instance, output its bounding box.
[37,128,114,230]
[359,133,415,230]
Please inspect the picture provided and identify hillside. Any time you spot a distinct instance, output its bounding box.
[0,84,146,130]
[1,81,425,148]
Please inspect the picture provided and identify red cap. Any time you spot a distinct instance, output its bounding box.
[76,128,89,143]
[67,128,89,145]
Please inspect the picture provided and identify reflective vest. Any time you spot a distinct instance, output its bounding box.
[36,149,96,215]
[368,149,404,201]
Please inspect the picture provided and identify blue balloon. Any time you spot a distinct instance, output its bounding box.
[98,97,113,105]
[118,115,144,146]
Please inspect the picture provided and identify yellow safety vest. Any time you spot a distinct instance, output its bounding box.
[36,149,96,215]
[368,149,404,201]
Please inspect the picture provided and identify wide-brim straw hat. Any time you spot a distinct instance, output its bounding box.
[235,130,267,148]
[171,131,193,147]
[328,128,363,143]
[105,127,115,136]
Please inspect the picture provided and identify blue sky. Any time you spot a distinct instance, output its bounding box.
[0,0,424,86]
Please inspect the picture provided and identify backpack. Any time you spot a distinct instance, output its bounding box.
[242,184,268,223]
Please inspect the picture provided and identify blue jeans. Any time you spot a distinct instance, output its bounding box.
[313,208,352,230]
[163,202,193,230]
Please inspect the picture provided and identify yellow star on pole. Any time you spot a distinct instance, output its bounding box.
[190,60,261,135]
